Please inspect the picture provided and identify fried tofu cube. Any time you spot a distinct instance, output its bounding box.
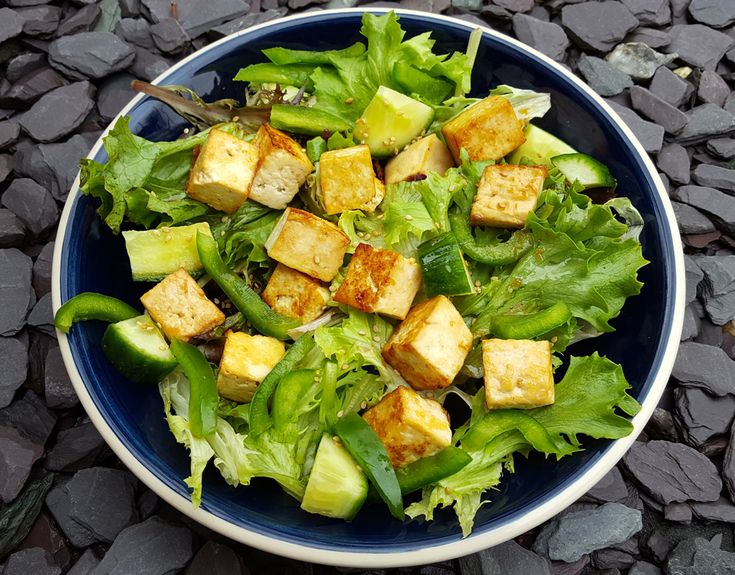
[264,207,350,282]
[140,268,225,342]
[319,145,385,215]
[216,331,286,403]
[262,263,330,323]
[185,128,259,214]
[334,243,422,320]
[362,386,452,468]
[441,95,525,163]
[483,339,554,409]
[385,134,454,184]
[471,164,547,228]
[382,295,473,390]
[249,124,314,210]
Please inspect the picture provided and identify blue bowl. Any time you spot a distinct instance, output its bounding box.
[53,9,685,567]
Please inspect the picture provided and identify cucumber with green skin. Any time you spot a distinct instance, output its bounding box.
[508,124,576,167]
[551,153,617,190]
[417,232,475,297]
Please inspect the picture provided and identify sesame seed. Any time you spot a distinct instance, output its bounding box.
[183,127,190,134]
[232,115,240,122]
[344,97,354,104]
[337,410,344,418]
[341,364,350,370]
[405,215,413,221]
[372,335,381,342]
[551,336,558,343]
[358,330,367,336]
[313,255,321,264]
[159,345,167,351]
[474,280,481,287]
[360,402,367,409]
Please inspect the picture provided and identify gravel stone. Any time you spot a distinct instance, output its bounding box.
[619,0,670,24]
[626,27,671,48]
[16,5,61,36]
[622,440,721,504]
[17,511,70,570]
[586,467,629,503]
[44,346,77,409]
[184,541,245,575]
[672,340,735,395]
[722,422,735,503]
[32,241,53,297]
[0,155,15,186]
[650,66,693,108]
[0,67,68,110]
[606,42,677,80]
[89,516,193,575]
[48,32,135,80]
[630,562,663,575]
[1,178,59,237]
[593,548,637,570]
[658,143,691,184]
[561,2,638,52]
[676,103,735,144]
[688,0,735,28]
[664,502,693,523]
[707,138,735,159]
[672,202,715,234]
[693,164,735,193]
[6,53,47,83]
[141,0,249,37]
[667,24,734,70]
[114,17,154,49]
[0,9,24,44]
[0,425,43,502]
[606,99,665,152]
[27,292,54,336]
[0,120,20,150]
[17,81,95,143]
[646,407,681,442]
[129,47,170,82]
[681,305,699,340]
[0,390,56,444]
[512,14,569,61]
[696,255,735,324]
[459,540,552,574]
[630,86,688,134]
[119,0,141,17]
[2,548,61,575]
[577,55,633,97]
[0,336,28,408]
[673,386,735,446]
[493,0,534,11]
[67,549,102,575]
[56,5,102,37]
[673,185,735,235]
[689,497,735,523]
[698,70,730,107]
[150,18,189,54]
[0,249,33,336]
[45,420,107,472]
[97,73,136,122]
[666,536,735,574]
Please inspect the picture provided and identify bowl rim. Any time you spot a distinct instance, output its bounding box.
[52,7,685,568]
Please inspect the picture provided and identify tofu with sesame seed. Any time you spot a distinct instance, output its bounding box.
[248,124,314,210]
[482,339,554,410]
[441,95,526,163]
[382,295,473,390]
[140,268,225,342]
[185,127,259,214]
[362,386,452,468]
[217,331,286,403]
[471,164,547,228]
[384,134,454,185]
[262,263,331,322]
[319,145,385,215]
[264,207,350,282]
[334,243,421,320]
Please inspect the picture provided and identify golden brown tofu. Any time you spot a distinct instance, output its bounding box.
[483,338,554,409]
[384,134,455,184]
[334,243,422,320]
[441,95,525,163]
[185,128,259,214]
[217,331,286,403]
[382,295,473,390]
[264,207,350,282]
[249,124,314,210]
[140,268,225,342]
[362,386,452,468]
[262,263,330,323]
[470,164,547,228]
[319,145,384,215]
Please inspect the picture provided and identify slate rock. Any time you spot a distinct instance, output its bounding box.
[49,32,135,80]
[458,539,551,575]
[577,55,633,97]
[2,548,61,575]
[707,138,735,159]
[150,18,189,55]
[512,14,569,62]
[674,386,735,446]
[666,536,735,574]
[17,5,62,36]
[45,420,107,472]
[681,304,700,341]
[605,100,665,152]
[0,336,28,408]
[67,549,102,575]
[585,467,629,503]
[17,512,71,570]
[136,489,159,521]
[0,8,24,44]
[623,440,721,504]
[606,42,676,80]
[673,185,735,235]
[1,178,59,237]
[184,540,245,575]
[56,5,102,37]
[629,562,662,575]
[18,81,95,143]
[141,0,249,38]
[672,202,714,234]
[642,529,674,564]
[97,73,136,122]
[650,66,693,108]
[630,86,688,134]
[27,293,54,336]
[0,120,20,150]
[6,53,47,84]
[114,17,154,50]
[3,0,54,8]
[697,255,735,324]
[44,346,77,409]
[698,70,730,107]
[658,143,691,184]
[693,164,735,193]
[0,249,33,336]
[32,241,53,297]
[619,0,670,24]
[647,407,682,442]
[0,390,56,444]
[689,0,735,28]
[672,340,735,395]
[593,548,636,570]
[689,496,735,523]
[676,104,735,144]
[0,156,14,187]
[667,24,734,70]
[90,516,193,575]
[664,502,693,523]
[561,2,638,53]
[0,67,69,110]
[722,422,735,503]
[626,27,671,49]
[129,47,170,82]
[0,425,43,503]
[119,0,141,16]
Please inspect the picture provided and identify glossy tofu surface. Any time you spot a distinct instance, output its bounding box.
[471,164,547,228]
[262,263,330,322]
[217,331,286,403]
[385,134,454,184]
[319,145,384,215]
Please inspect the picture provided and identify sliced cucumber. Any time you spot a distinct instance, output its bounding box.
[507,124,576,167]
[123,222,212,282]
[417,232,475,297]
[353,86,434,158]
[551,152,617,190]
[101,314,177,385]
[301,434,368,520]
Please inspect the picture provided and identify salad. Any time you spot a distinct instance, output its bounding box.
[55,12,648,536]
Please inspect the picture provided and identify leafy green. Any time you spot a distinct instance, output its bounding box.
[209,200,279,269]
[489,84,551,123]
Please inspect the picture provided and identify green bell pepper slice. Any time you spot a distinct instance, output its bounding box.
[54,292,139,334]
[170,339,218,438]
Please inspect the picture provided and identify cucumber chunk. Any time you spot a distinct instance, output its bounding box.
[123,222,213,282]
[507,124,576,167]
[301,434,368,520]
[417,232,475,297]
[353,86,434,158]
[551,153,617,189]
[101,315,177,385]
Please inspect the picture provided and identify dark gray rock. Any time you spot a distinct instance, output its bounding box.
[626,27,671,48]
[622,440,721,504]
[0,249,33,336]
[593,548,636,570]
[0,67,69,110]
[136,489,159,521]
[606,42,676,80]
[56,5,102,37]
[672,202,715,234]
[141,0,249,38]
[672,340,735,395]
[667,24,734,70]
[115,17,155,50]
[630,562,662,575]
[707,138,735,159]
[0,155,14,186]
[650,66,693,108]
[0,336,28,408]
[689,0,735,28]
[681,305,700,341]
[1,178,59,237]
[511,14,569,62]
[16,5,61,36]
[677,104,735,144]
[690,496,735,523]
[0,390,56,444]
[658,143,691,184]
[697,255,735,324]
[642,529,673,564]
[0,425,43,503]
[2,548,61,575]
[32,241,53,297]
[27,293,54,336]
[693,164,735,193]
[561,2,638,52]
[723,422,735,502]
[150,18,189,55]
[664,502,693,522]
[458,540,551,575]
[586,467,629,503]
[605,100,665,152]
[0,8,24,44]
[119,0,141,17]
[673,185,735,235]
[129,47,170,82]
[49,32,135,80]
[630,86,688,134]
[666,536,735,574]
[620,0,670,24]
[89,516,193,575]
[184,541,244,575]
[698,70,730,107]
[67,549,102,575]
[209,8,288,36]
[18,81,95,143]
[6,53,47,83]
[44,346,77,409]
[3,0,54,8]
[45,420,107,472]
[646,407,681,442]
[97,73,136,122]
[577,55,633,97]
[493,0,534,11]
[674,386,735,446]
[0,120,20,150]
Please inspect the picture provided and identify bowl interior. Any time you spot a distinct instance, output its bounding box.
[57,11,678,556]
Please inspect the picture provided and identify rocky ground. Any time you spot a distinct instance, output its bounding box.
[1,0,735,573]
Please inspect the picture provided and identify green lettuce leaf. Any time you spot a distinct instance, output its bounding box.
[489,84,551,123]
